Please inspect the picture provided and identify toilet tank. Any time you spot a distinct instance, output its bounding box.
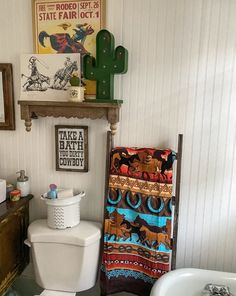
[28,219,102,293]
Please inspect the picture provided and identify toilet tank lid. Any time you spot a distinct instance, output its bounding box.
[28,220,102,246]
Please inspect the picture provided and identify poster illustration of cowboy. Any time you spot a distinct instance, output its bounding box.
[32,0,106,98]
[20,53,80,101]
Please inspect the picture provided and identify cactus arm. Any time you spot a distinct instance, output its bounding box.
[113,46,128,74]
[83,55,100,79]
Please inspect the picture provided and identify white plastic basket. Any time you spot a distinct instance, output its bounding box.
[41,191,85,229]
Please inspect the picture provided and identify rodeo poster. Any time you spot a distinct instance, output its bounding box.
[32,0,106,97]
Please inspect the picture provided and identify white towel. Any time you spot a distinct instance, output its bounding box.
[57,188,74,199]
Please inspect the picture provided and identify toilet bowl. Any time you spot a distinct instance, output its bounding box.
[27,219,102,295]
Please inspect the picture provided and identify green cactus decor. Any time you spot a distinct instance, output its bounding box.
[83,29,128,101]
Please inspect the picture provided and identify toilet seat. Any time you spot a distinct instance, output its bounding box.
[36,290,76,296]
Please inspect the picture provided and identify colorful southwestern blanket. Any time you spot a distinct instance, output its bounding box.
[100,147,176,296]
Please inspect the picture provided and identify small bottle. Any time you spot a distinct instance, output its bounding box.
[16,170,30,197]
[47,184,57,199]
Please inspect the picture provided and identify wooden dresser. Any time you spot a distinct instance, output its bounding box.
[0,195,33,295]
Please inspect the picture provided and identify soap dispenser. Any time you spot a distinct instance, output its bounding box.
[16,170,30,197]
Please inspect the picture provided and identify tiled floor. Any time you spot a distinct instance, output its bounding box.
[5,277,42,296]
[4,262,134,296]
[5,276,100,296]
[5,277,134,296]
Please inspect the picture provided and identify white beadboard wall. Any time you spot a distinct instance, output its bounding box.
[0,0,236,288]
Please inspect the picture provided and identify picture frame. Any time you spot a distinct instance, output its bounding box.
[20,53,80,101]
[55,125,88,172]
[32,0,106,98]
[0,64,15,130]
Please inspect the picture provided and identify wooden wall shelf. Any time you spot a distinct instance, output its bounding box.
[18,100,122,134]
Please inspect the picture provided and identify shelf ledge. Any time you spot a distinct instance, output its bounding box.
[18,100,122,135]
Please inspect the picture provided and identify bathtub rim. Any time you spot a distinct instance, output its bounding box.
[150,268,236,296]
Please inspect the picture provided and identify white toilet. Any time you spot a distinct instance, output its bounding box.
[27,219,102,296]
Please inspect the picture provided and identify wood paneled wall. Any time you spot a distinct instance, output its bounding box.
[0,1,236,285]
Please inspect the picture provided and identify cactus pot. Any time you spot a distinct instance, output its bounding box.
[68,86,85,102]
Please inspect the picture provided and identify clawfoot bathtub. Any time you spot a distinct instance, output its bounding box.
[150,268,236,296]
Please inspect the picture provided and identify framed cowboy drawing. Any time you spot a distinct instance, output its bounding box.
[20,53,80,101]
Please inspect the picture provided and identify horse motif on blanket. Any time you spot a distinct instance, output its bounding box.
[104,210,170,249]
[104,210,131,240]
[139,225,171,249]
[110,147,175,182]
